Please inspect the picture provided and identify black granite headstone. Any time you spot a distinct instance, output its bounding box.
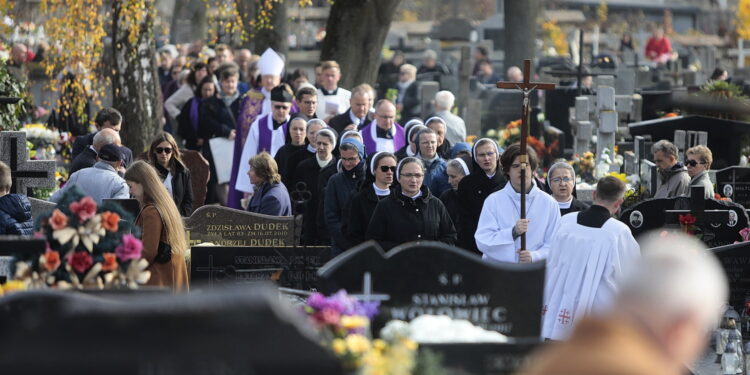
[317,241,545,338]
[184,205,298,247]
[421,340,539,375]
[711,242,750,315]
[619,195,748,247]
[0,286,343,374]
[191,246,330,291]
[716,166,750,210]
[629,115,750,169]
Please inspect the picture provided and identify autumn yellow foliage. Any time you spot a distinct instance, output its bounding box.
[739,0,750,40]
[541,20,569,56]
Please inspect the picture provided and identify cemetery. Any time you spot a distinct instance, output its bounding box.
[2,0,750,374]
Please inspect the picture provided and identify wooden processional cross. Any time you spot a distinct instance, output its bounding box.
[496,60,556,253]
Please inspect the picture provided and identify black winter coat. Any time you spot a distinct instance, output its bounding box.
[275,143,306,189]
[154,162,194,217]
[315,159,340,243]
[343,183,390,248]
[295,156,336,245]
[366,185,456,251]
[284,147,316,192]
[199,96,238,184]
[0,194,33,236]
[455,169,507,254]
[324,161,366,254]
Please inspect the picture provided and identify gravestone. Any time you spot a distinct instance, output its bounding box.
[190,246,330,291]
[596,86,618,171]
[481,89,526,133]
[629,115,750,169]
[420,339,539,375]
[619,194,748,247]
[716,166,750,209]
[419,81,440,118]
[432,17,475,42]
[180,149,210,210]
[28,197,55,220]
[570,96,593,155]
[0,286,343,374]
[673,130,708,160]
[0,236,45,283]
[184,205,298,247]
[0,131,56,196]
[318,241,545,338]
[711,242,750,317]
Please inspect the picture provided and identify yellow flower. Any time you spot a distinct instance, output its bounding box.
[510,127,520,136]
[345,334,371,354]
[402,338,418,351]
[2,280,27,293]
[341,315,369,330]
[607,172,628,183]
[373,339,388,352]
[331,338,347,355]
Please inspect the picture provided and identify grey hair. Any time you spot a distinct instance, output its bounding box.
[93,129,118,149]
[306,118,326,132]
[434,91,455,111]
[651,139,679,159]
[617,233,728,332]
[547,161,575,186]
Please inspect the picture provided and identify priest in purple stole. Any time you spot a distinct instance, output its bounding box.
[234,85,293,197]
[227,48,284,208]
[360,99,405,155]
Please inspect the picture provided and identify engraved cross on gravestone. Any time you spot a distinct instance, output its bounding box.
[0,131,56,195]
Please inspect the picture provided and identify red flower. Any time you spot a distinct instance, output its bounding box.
[43,250,61,272]
[49,209,69,230]
[100,211,120,232]
[678,214,697,226]
[101,253,118,272]
[68,251,93,274]
[69,197,97,222]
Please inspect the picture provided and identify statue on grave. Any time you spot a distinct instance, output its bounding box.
[721,324,743,375]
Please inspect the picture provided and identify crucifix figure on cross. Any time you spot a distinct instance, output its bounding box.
[496,60,556,254]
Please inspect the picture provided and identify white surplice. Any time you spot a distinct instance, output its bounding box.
[475,181,561,263]
[316,87,351,119]
[541,211,640,340]
[235,115,289,193]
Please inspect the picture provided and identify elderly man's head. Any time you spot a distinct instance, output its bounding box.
[506,66,523,82]
[93,128,121,152]
[614,233,727,371]
[651,140,679,171]
[11,43,28,65]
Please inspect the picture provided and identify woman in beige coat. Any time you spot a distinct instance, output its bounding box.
[124,161,189,292]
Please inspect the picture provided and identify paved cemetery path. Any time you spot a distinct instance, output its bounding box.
[692,349,722,375]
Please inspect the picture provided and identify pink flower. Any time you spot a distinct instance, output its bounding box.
[319,308,341,325]
[741,227,750,242]
[68,251,93,274]
[115,234,143,262]
[69,197,97,222]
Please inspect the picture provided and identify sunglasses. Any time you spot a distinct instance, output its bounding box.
[685,160,705,167]
[379,166,397,173]
[155,147,173,154]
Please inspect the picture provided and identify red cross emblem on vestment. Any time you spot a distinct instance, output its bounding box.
[558,309,572,325]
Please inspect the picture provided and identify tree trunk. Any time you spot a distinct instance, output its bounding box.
[504,0,539,70]
[112,0,163,154]
[320,0,402,89]
[252,0,288,56]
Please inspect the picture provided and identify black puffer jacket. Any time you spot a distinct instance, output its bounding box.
[366,185,456,251]
[0,194,33,236]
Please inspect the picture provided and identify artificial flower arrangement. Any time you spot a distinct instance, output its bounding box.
[569,152,596,183]
[678,213,700,237]
[12,186,150,290]
[485,119,556,160]
[304,290,417,375]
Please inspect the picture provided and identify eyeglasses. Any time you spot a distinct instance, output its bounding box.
[551,177,573,184]
[685,160,705,167]
[401,173,424,179]
[379,166,397,173]
[155,147,172,154]
[274,105,290,110]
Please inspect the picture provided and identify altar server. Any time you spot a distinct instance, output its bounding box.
[541,176,640,340]
[316,60,351,120]
[475,143,560,263]
[235,85,292,194]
